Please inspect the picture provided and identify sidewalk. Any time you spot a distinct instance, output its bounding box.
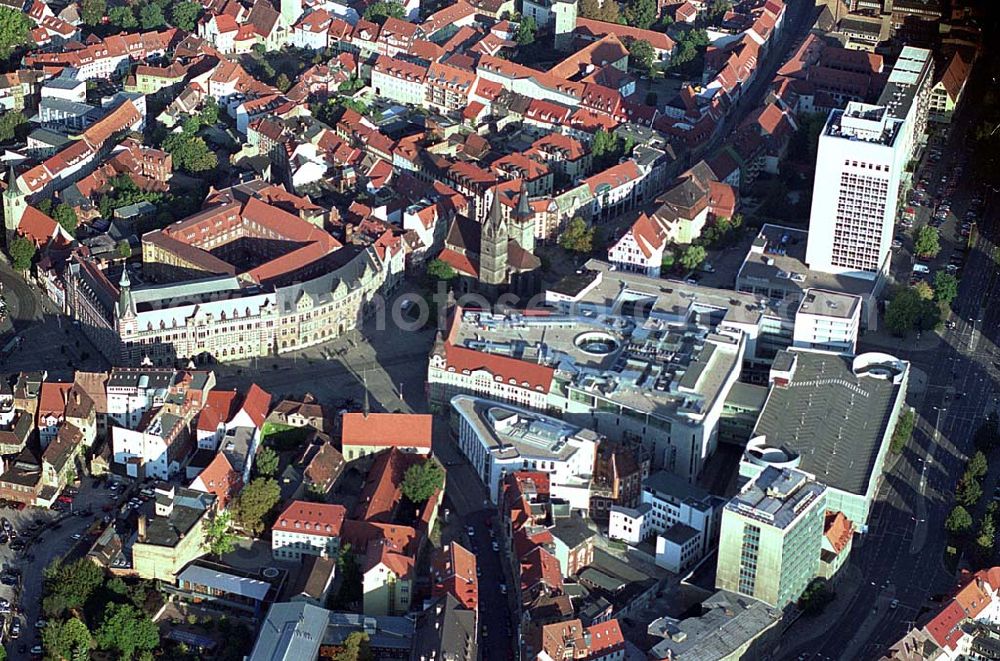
[774,564,864,660]
[861,327,944,353]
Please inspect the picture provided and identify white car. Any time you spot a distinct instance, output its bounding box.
[467,526,475,537]
[71,533,82,540]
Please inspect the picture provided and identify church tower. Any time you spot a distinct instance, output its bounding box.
[512,180,536,254]
[479,189,508,288]
[117,269,137,323]
[280,0,302,28]
[3,166,27,248]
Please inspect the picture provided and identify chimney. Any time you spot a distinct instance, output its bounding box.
[137,515,147,542]
[73,390,80,406]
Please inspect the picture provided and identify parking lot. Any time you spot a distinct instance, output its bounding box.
[894,127,978,306]
[0,478,126,660]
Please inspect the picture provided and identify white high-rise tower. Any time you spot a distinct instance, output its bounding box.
[805,103,905,279]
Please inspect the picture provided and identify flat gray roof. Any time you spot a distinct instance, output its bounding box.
[661,522,700,545]
[752,350,906,495]
[644,470,713,505]
[177,563,271,601]
[797,289,859,320]
[578,259,799,326]
[878,46,933,122]
[249,602,328,661]
[451,395,598,463]
[727,466,825,530]
[737,224,877,300]
[648,590,781,659]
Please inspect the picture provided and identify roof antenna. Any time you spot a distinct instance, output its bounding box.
[363,370,370,418]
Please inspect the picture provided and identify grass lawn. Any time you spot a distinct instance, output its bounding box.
[261,422,311,452]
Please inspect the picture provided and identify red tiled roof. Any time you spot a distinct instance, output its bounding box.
[584,160,641,195]
[707,181,737,219]
[520,546,563,594]
[341,413,432,451]
[431,542,478,611]
[240,384,271,428]
[17,206,60,246]
[926,601,966,649]
[575,17,675,52]
[621,213,666,259]
[196,390,239,432]
[340,519,418,556]
[823,511,853,554]
[588,619,625,655]
[191,452,241,508]
[38,382,71,419]
[549,34,628,80]
[445,344,554,392]
[354,448,424,523]
[275,501,347,537]
[437,248,478,277]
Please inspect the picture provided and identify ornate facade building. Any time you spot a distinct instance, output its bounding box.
[63,181,405,366]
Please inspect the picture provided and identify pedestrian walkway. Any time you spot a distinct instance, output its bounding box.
[774,564,864,660]
[862,326,944,353]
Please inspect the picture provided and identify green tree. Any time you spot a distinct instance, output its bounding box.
[9,235,35,272]
[626,38,655,75]
[332,631,374,661]
[956,474,983,508]
[80,0,106,25]
[234,477,281,534]
[968,451,989,479]
[946,505,973,535]
[363,0,404,24]
[680,244,707,271]
[139,3,166,29]
[914,225,941,258]
[889,408,915,453]
[516,15,536,45]
[661,250,675,271]
[976,514,996,554]
[256,445,280,477]
[797,578,835,615]
[591,128,622,167]
[170,0,201,31]
[427,258,457,281]
[579,0,602,19]
[0,7,31,59]
[109,5,138,29]
[199,96,220,126]
[706,0,732,21]
[401,460,445,504]
[913,279,934,301]
[42,617,91,661]
[623,0,657,29]
[204,511,238,557]
[182,115,201,136]
[0,109,27,143]
[933,271,959,304]
[597,0,620,22]
[163,134,218,173]
[95,603,159,659]
[275,72,292,92]
[885,287,922,336]
[559,216,595,254]
[41,558,105,618]
[917,297,944,332]
[53,203,78,237]
[117,240,132,259]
